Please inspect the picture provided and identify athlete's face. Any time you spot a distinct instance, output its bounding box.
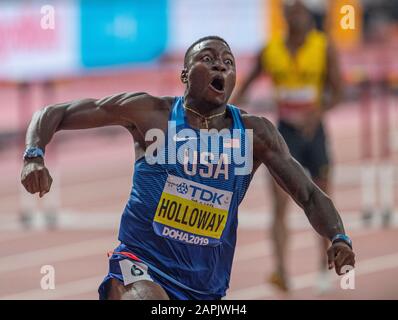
[284,1,312,33]
[182,40,236,107]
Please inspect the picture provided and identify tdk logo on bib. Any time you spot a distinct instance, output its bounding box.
[189,185,224,205]
[176,182,225,206]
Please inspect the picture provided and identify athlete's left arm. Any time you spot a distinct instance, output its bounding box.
[323,41,342,111]
[248,116,355,275]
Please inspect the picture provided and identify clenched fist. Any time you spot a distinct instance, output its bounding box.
[21,158,53,197]
[327,242,356,275]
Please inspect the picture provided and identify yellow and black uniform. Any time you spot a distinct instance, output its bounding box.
[261,29,330,179]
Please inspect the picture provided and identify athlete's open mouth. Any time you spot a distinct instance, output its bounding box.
[209,76,225,92]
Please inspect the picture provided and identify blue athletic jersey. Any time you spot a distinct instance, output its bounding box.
[118,96,253,298]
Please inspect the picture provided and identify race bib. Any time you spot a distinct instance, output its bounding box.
[277,86,317,104]
[119,259,152,285]
[153,175,233,246]
[276,86,318,125]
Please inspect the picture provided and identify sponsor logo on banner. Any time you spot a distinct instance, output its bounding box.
[0,1,78,80]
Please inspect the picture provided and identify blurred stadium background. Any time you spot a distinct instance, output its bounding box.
[0,0,397,299]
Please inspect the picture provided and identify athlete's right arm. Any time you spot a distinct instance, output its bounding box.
[21,92,159,197]
[230,48,264,105]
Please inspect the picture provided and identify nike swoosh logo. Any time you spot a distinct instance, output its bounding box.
[173,135,199,142]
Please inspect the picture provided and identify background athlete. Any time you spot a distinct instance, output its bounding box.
[232,0,342,292]
[21,36,353,300]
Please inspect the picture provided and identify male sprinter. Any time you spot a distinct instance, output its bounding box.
[21,36,353,300]
[232,0,342,292]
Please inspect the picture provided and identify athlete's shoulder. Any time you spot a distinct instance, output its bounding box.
[128,92,174,108]
[159,96,178,112]
[240,113,281,160]
[241,113,275,134]
[228,105,277,139]
[116,92,175,113]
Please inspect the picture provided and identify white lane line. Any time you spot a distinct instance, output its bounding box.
[0,174,130,209]
[237,210,398,230]
[234,232,314,262]
[0,210,387,274]
[2,209,392,232]
[0,227,396,299]
[0,237,117,273]
[0,209,395,274]
[234,214,398,263]
[0,211,395,298]
[0,211,121,231]
[227,252,398,300]
[0,276,103,300]
[0,163,371,195]
[0,231,40,244]
[0,224,394,300]
[4,251,398,300]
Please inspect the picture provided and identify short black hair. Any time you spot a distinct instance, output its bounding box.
[184,36,231,68]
